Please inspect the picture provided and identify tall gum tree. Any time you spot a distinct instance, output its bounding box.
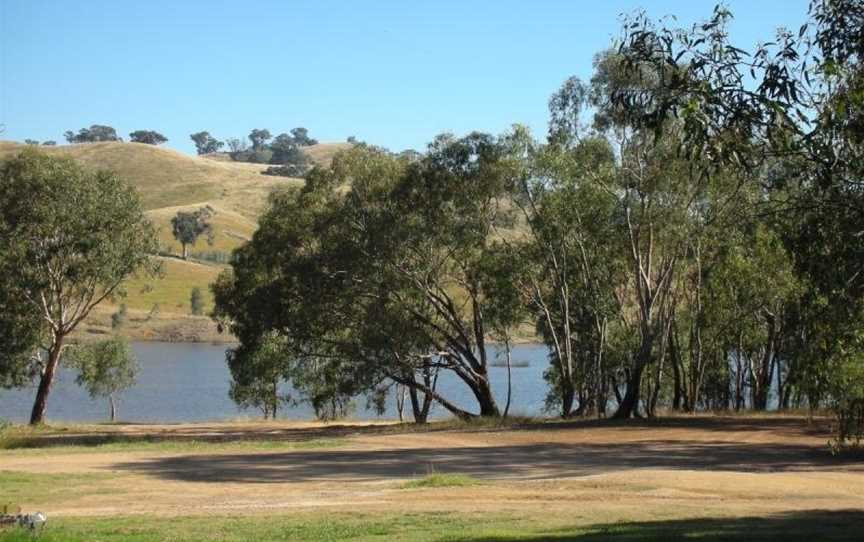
[0,149,159,424]
[214,138,517,419]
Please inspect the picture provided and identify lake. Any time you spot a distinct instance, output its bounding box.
[0,342,553,423]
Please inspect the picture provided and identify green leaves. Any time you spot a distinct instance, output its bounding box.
[66,336,138,401]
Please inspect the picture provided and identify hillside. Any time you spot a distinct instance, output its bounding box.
[0,140,349,342]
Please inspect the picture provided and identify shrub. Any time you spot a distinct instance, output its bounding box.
[190,287,204,316]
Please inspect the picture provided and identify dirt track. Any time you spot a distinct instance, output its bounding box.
[3,416,864,518]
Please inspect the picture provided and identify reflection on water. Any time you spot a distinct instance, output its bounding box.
[0,342,552,423]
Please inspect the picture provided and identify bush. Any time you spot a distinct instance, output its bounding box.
[190,287,204,316]
[110,304,128,329]
[249,149,273,164]
[829,356,864,452]
[262,165,305,178]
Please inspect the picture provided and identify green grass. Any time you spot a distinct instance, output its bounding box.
[402,473,482,489]
[0,471,119,507]
[0,510,862,541]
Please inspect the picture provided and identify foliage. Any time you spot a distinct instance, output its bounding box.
[189,287,204,316]
[65,336,138,421]
[214,135,522,420]
[110,304,128,330]
[248,128,272,151]
[226,333,294,419]
[189,131,223,155]
[0,149,158,424]
[128,130,167,145]
[63,125,119,143]
[290,127,317,146]
[171,207,214,259]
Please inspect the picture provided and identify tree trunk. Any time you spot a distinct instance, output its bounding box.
[396,385,406,423]
[30,334,65,425]
[613,362,645,419]
[109,395,117,423]
[475,375,500,417]
[503,339,512,419]
[181,243,188,260]
[561,380,576,418]
[671,334,683,411]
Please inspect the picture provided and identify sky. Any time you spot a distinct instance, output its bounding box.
[1,0,810,155]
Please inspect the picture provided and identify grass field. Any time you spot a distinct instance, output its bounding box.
[0,415,861,541]
[2,510,860,541]
[0,140,350,342]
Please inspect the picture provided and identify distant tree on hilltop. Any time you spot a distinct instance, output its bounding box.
[129,130,168,145]
[248,129,272,151]
[190,131,224,155]
[64,125,120,143]
[290,127,317,146]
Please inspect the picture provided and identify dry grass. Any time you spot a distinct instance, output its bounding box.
[1,416,862,541]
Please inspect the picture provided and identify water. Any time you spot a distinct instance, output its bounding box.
[0,342,552,423]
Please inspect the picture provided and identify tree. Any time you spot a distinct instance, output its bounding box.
[0,149,158,424]
[0,256,44,390]
[129,130,168,145]
[190,131,224,155]
[64,125,120,143]
[42,141,56,146]
[608,0,864,436]
[24,139,39,145]
[214,136,520,420]
[111,304,128,329]
[66,336,139,422]
[190,287,204,316]
[227,333,294,419]
[290,127,317,146]
[248,129,272,151]
[170,207,214,259]
[500,125,624,417]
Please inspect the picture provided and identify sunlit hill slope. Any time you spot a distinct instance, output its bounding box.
[0,140,351,342]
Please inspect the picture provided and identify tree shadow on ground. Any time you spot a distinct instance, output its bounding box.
[111,439,861,484]
[455,509,864,541]
[5,415,836,450]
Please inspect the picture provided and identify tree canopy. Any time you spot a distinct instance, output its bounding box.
[129,130,168,145]
[0,149,158,424]
[64,125,120,143]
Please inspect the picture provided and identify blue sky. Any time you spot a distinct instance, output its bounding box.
[1,0,809,155]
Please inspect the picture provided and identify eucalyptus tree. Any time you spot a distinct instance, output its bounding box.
[227,332,294,419]
[498,124,624,417]
[129,130,167,145]
[171,207,214,259]
[67,336,139,422]
[609,0,864,436]
[0,149,159,424]
[190,131,224,155]
[214,136,520,420]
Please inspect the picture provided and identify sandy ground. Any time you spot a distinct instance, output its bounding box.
[3,416,863,520]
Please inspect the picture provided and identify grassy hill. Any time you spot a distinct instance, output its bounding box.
[0,140,349,342]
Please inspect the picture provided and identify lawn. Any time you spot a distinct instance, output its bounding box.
[0,510,861,541]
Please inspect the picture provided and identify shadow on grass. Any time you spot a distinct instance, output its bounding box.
[456,509,864,541]
[112,438,861,484]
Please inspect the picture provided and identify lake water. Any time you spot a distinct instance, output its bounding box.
[0,342,553,423]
